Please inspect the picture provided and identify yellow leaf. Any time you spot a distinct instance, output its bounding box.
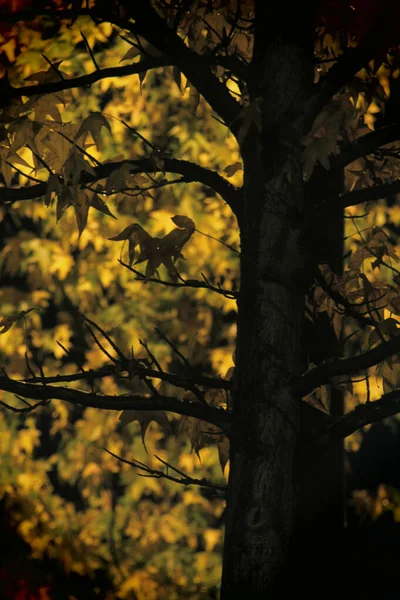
[204,528,222,552]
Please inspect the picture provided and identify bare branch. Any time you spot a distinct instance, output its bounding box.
[311,391,400,446]
[0,376,231,429]
[23,361,230,392]
[104,448,226,494]
[0,157,241,213]
[4,57,174,101]
[120,261,239,299]
[22,366,116,385]
[0,397,50,413]
[295,335,400,397]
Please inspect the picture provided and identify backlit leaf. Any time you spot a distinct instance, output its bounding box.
[74,112,111,152]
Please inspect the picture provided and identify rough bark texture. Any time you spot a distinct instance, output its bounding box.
[221,38,313,597]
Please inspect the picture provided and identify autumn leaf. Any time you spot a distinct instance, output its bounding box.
[218,436,230,474]
[63,149,96,186]
[0,308,35,334]
[170,215,195,231]
[74,112,111,152]
[73,189,91,237]
[24,60,65,84]
[236,97,263,147]
[368,317,400,348]
[90,193,116,219]
[45,173,61,206]
[110,216,195,279]
[56,186,74,221]
[120,45,140,62]
[109,223,152,266]
[105,162,132,195]
[223,162,243,178]
[119,409,171,450]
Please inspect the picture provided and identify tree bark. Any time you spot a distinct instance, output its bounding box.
[221,39,312,597]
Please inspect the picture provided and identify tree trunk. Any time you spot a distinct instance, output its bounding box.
[221,40,312,596]
[292,169,346,592]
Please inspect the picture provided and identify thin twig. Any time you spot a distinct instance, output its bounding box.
[0,398,49,412]
[81,30,100,71]
[155,327,190,367]
[85,323,119,364]
[120,260,238,299]
[83,316,127,362]
[104,448,226,493]
[41,54,64,80]
[139,339,162,372]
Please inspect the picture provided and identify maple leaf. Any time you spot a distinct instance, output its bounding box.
[73,189,91,236]
[109,216,195,279]
[119,409,171,451]
[236,97,263,147]
[0,308,35,335]
[218,436,230,474]
[55,185,115,235]
[56,186,75,221]
[74,112,111,152]
[109,223,152,266]
[90,193,116,219]
[24,60,65,84]
[63,149,96,186]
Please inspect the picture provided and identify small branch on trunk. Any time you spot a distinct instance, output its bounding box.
[339,179,400,209]
[331,124,400,171]
[295,335,400,397]
[307,30,381,128]
[310,391,400,446]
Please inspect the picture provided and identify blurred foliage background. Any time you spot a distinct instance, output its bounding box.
[0,10,241,598]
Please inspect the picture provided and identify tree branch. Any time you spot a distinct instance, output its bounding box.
[0,157,241,213]
[22,361,230,391]
[315,269,375,328]
[310,391,400,446]
[3,57,173,102]
[104,449,226,495]
[331,124,400,171]
[119,0,241,129]
[0,376,231,429]
[307,31,381,129]
[120,261,239,299]
[295,335,400,397]
[339,179,400,209]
